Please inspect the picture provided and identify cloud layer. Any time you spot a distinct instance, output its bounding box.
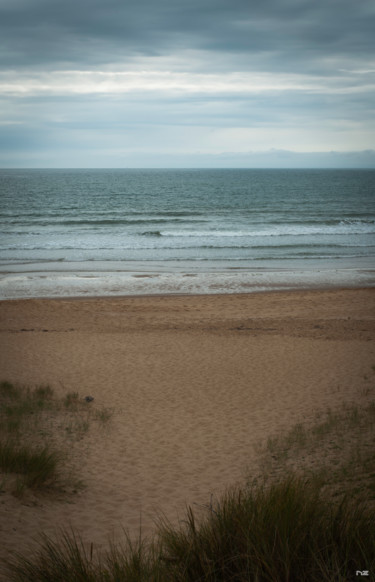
[1,0,374,167]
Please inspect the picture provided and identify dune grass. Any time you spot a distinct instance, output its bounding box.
[257,398,375,506]
[0,441,60,490]
[157,476,375,582]
[7,476,375,581]
[4,381,375,581]
[0,381,54,434]
[0,380,113,495]
[7,529,163,582]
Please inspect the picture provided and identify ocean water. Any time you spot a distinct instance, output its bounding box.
[1,168,375,298]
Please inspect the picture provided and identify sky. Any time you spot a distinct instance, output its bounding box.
[1,0,375,168]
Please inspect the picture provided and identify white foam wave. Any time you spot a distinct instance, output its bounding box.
[161,222,375,238]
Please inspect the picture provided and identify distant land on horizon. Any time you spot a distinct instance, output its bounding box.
[2,149,375,170]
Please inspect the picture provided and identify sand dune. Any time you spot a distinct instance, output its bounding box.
[0,288,374,576]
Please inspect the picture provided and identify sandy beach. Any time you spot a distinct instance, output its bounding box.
[0,288,374,575]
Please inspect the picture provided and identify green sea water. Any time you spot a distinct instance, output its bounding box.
[1,168,374,297]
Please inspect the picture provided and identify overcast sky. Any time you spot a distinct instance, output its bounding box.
[1,0,375,168]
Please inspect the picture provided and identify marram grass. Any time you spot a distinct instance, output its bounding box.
[0,441,60,489]
[7,476,375,582]
[0,380,113,495]
[3,382,375,580]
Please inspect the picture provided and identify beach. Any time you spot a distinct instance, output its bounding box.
[0,288,375,575]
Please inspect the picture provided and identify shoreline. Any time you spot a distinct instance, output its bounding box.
[1,283,375,303]
[1,264,374,301]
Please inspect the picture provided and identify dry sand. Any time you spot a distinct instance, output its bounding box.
[0,288,374,574]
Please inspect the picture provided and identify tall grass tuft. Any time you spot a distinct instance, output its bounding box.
[0,441,60,489]
[0,380,113,496]
[8,530,164,582]
[159,476,375,581]
[8,531,98,582]
[0,381,55,434]
[103,532,164,581]
[7,476,375,581]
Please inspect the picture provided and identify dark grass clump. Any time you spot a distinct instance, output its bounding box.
[0,382,60,491]
[8,531,98,582]
[0,381,55,434]
[7,476,375,582]
[0,380,113,496]
[0,441,60,489]
[158,476,375,582]
[7,530,164,582]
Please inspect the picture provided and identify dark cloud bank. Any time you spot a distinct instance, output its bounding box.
[2,0,374,72]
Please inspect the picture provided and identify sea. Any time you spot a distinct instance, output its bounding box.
[1,168,375,299]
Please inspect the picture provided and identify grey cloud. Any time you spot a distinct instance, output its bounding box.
[1,0,374,74]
